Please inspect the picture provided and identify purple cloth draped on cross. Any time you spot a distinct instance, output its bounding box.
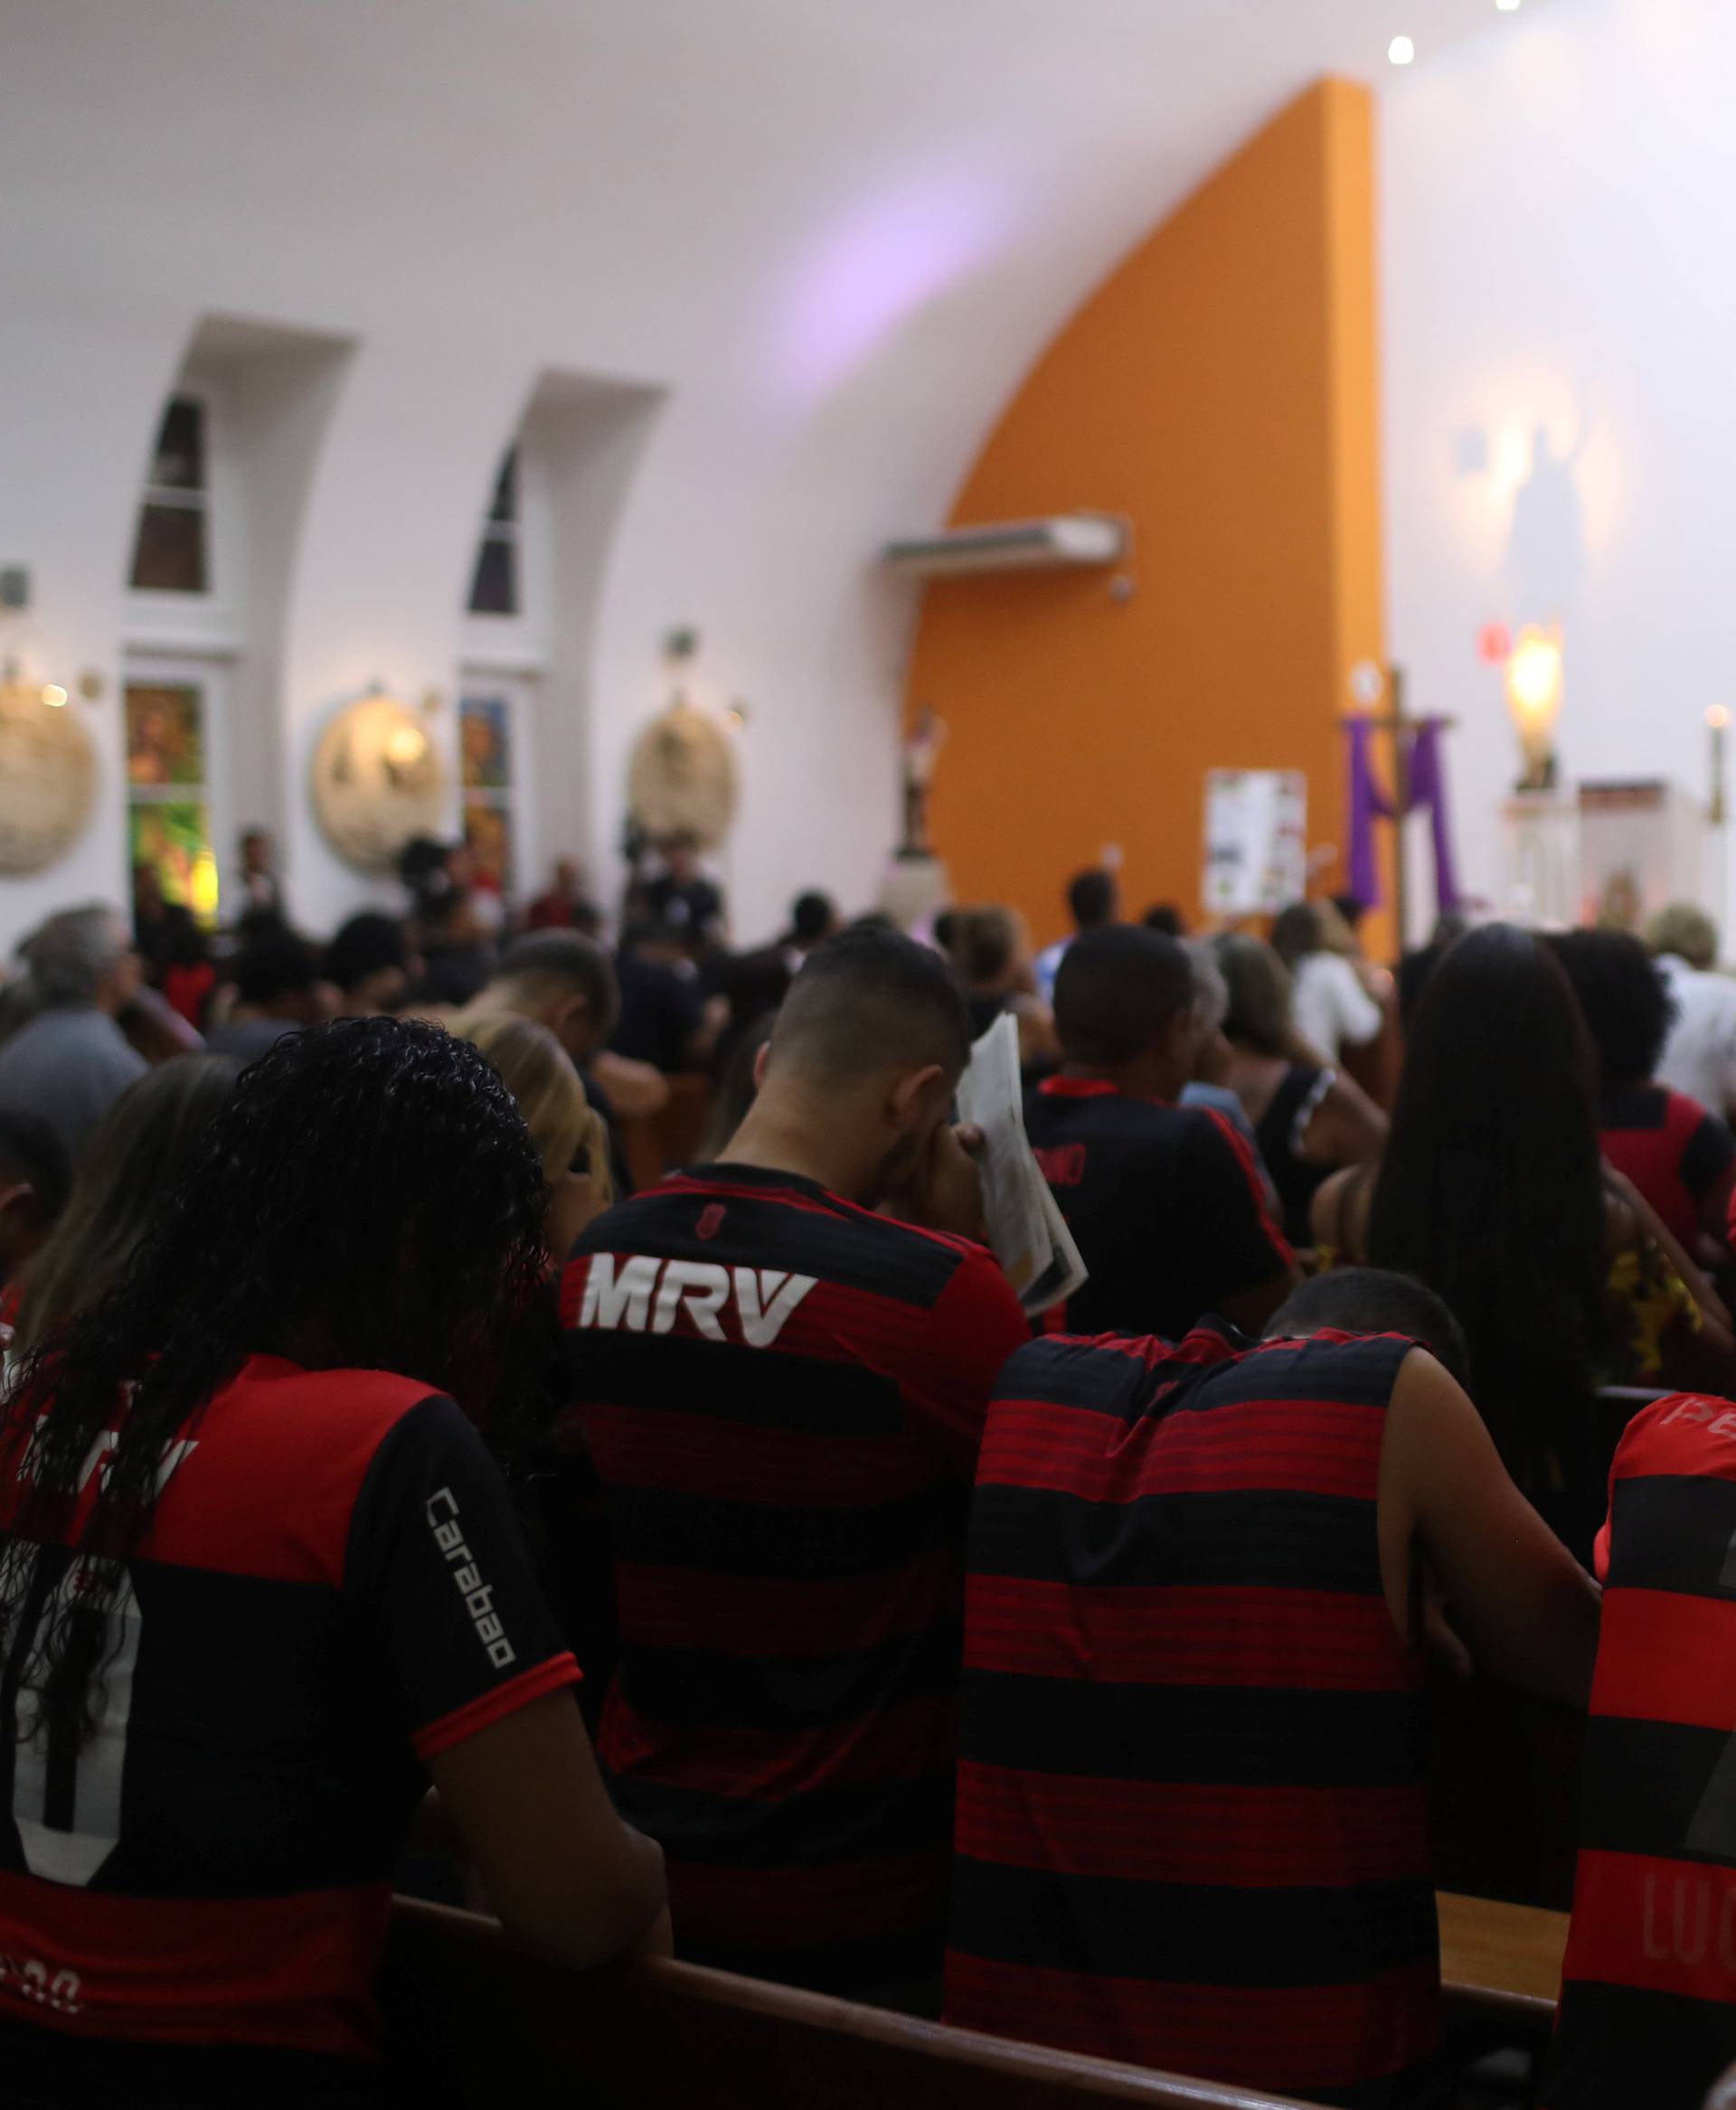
[1345,717,1460,918]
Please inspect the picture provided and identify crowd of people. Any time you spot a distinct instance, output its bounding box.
[0,835,1735,2107]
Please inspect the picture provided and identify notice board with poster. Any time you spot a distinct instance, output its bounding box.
[1203,769,1307,915]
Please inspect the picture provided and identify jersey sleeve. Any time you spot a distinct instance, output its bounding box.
[910,1245,1033,1474]
[1182,1110,1296,1292]
[345,1395,580,1762]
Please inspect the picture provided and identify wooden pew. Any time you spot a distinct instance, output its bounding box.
[384,1897,1316,2110]
[384,1891,1568,2110]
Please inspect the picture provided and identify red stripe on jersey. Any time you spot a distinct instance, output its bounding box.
[0,1868,386,2059]
[979,1396,1385,1502]
[1613,1396,1736,1487]
[962,1578,1414,1692]
[1199,1107,1296,1270]
[571,1404,937,1507]
[954,1763,1429,1887]
[411,1652,581,1761]
[1589,1587,1736,1732]
[670,1848,947,1948]
[614,1553,958,1656]
[1561,1850,1736,2007]
[944,1953,1439,2094]
[599,1692,954,1799]
[628,1172,982,1264]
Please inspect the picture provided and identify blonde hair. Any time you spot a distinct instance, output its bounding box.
[458,1012,611,1202]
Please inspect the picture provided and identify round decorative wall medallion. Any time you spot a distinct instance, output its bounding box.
[310,693,447,872]
[0,681,98,876]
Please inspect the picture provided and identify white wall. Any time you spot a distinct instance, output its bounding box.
[0,0,1562,956]
[1382,0,1736,935]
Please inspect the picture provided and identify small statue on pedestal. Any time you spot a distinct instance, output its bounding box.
[901,706,948,859]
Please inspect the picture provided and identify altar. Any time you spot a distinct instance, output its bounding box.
[1503,779,1719,935]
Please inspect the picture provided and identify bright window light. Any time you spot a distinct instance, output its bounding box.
[1496,0,1522,11]
[1389,34,1417,65]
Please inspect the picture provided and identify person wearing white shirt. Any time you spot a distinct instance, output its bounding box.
[1273,903,1385,1062]
[1649,904,1736,1124]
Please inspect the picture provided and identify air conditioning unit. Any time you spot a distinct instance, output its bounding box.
[881,512,1127,578]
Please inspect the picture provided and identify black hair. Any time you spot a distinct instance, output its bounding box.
[1546,928,1677,1093]
[1270,901,1326,969]
[0,1111,72,1229]
[956,907,1019,988]
[1053,926,1195,1066]
[1067,870,1118,931]
[324,912,409,996]
[770,925,970,1083]
[1141,904,1187,938]
[932,909,960,954]
[492,931,620,1041]
[1367,924,1604,1477]
[1331,893,1368,932]
[14,1056,239,1351]
[230,930,318,1008]
[1265,1267,1471,1390]
[2,1019,548,1756]
[790,891,837,945]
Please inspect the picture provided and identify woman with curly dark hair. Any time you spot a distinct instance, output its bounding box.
[0,1016,664,2106]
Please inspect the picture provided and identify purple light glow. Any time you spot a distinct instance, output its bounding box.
[772,165,1018,404]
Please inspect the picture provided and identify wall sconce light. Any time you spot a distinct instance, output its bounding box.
[1505,624,1564,791]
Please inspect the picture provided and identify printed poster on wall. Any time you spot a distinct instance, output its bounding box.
[1202,769,1307,915]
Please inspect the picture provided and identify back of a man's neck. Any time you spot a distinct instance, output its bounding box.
[1059,1055,1177,1102]
[720,1097,876,1204]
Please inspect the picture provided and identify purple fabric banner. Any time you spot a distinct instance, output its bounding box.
[1344,715,1460,919]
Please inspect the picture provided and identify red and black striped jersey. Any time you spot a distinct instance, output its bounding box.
[946,1323,1437,2104]
[1024,1080,1291,1339]
[560,1162,1030,1996]
[0,1355,578,2085]
[1599,1085,1733,1254]
[1544,1394,1736,2110]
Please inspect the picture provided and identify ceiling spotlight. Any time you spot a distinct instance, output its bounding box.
[1389,33,1417,63]
[1495,0,1521,10]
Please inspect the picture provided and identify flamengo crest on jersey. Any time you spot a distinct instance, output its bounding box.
[576,1254,817,1347]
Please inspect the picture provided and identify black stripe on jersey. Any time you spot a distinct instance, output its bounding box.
[572,1332,908,1435]
[574,1184,965,1309]
[1683,1111,1735,1195]
[603,1483,962,1578]
[949,1856,1438,1988]
[960,1670,1425,1788]
[607,1770,955,1867]
[1547,1979,1736,2110]
[999,1335,1410,1421]
[967,1484,1382,1596]
[679,1925,945,2000]
[618,1621,962,1729]
[1606,1474,1736,1598]
[1578,1717,1736,1865]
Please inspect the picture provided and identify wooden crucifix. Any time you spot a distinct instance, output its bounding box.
[1342,664,1455,952]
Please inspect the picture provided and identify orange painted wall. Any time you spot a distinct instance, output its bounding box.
[905,79,1387,950]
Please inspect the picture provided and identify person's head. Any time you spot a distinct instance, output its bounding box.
[956,907,1023,993]
[1270,901,1326,970]
[749,926,971,1203]
[552,856,581,895]
[789,890,840,950]
[1066,869,1118,936]
[1647,902,1719,973]
[1367,923,1603,1474]
[620,920,688,970]
[132,862,165,918]
[1331,893,1369,936]
[1141,904,1187,939]
[13,1054,238,1350]
[1053,927,1200,1097]
[1184,938,1234,1083]
[4,1019,552,1756]
[1547,928,1676,1095]
[1264,1267,1471,1391]
[227,928,326,1022]
[22,905,141,1015]
[473,931,620,1066]
[660,831,702,883]
[0,1110,72,1288]
[1213,934,1295,1059]
[931,908,960,956]
[458,1013,612,1258]
[239,827,272,876]
[325,912,413,1015]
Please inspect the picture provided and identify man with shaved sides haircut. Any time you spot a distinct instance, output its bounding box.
[561,926,1029,2002]
[1026,923,1297,1337]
